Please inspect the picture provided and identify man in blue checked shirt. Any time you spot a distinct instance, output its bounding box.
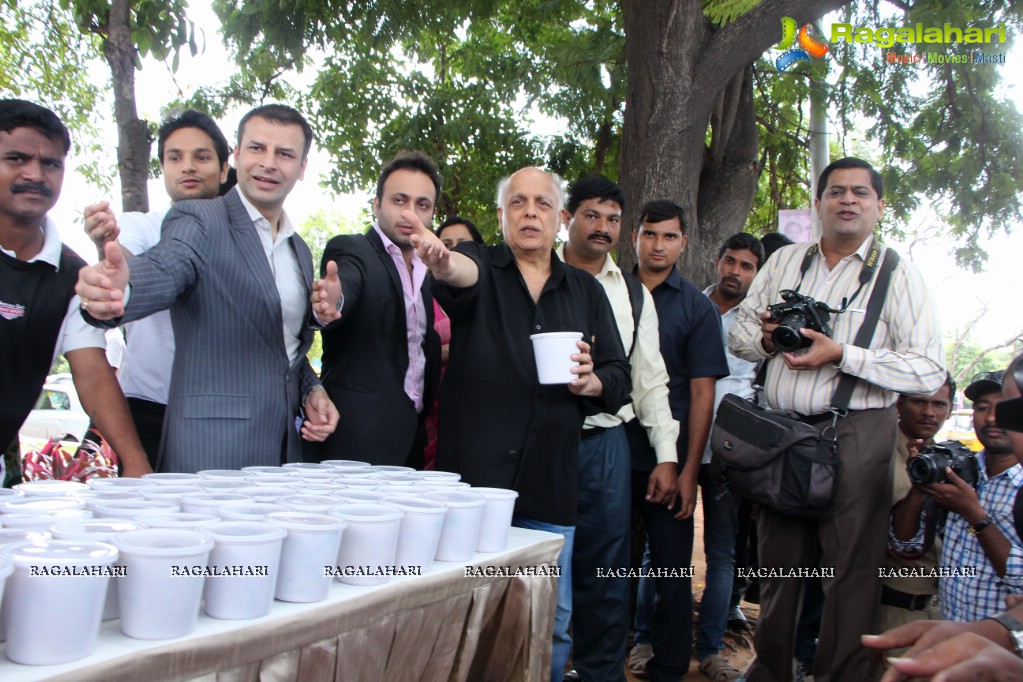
[890,370,1023,622]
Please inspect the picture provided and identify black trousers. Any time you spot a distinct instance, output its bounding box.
[126,397,165,472]
[632,469,694,682]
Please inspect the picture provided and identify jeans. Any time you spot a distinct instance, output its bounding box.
[696,463,740,660]
[513,514,575,682]
[572,426,631,681]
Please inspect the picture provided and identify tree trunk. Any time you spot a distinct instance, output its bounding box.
[616,0,847,287]
[104,0,149,213]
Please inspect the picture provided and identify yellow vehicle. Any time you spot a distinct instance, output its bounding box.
[940,409,983,452]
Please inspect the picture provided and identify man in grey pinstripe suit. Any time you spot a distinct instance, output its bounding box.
[75,104,338,472]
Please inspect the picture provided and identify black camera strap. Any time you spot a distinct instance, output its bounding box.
[828,246,900,416]
[794,239,882,312]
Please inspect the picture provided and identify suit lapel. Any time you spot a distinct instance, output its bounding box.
[367,227,407,329]
[225,189,285,354]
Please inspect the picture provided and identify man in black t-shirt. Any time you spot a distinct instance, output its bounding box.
[0,99,149,477]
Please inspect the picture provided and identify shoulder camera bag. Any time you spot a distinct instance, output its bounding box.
[710,246,900,519]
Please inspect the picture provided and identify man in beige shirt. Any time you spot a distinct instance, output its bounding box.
[881,375,956,633]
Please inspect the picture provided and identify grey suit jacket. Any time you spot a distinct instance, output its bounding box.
[118,188,319,472]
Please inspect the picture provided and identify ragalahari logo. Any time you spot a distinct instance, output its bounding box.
[775,17,829,71]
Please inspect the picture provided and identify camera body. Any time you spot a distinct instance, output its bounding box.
[766,289,834,353]
[906,440,980,488]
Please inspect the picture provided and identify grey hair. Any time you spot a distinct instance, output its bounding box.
[495,167,566,214]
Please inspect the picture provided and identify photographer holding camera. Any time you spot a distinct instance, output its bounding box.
[889,372,1023,623]
[878,375,957,639]
[728,157,945,682]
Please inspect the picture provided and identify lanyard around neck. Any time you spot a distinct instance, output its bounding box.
[793,239,882,312]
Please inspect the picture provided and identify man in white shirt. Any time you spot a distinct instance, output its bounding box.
[558,175,679,682]
[83,110,230,468]
[75,104,338,472]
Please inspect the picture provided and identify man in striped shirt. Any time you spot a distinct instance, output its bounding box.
[728,157,945,682]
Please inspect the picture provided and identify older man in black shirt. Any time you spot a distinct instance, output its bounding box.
[408,166,631,682]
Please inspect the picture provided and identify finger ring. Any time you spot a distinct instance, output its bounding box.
[81,300,90,312]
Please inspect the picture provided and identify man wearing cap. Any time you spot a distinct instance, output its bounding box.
[890,370,1023,621]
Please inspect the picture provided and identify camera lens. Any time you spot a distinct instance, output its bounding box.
[907,453,950,485]
[771,315,807,353]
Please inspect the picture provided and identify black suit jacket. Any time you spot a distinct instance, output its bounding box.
[316,227,440,465]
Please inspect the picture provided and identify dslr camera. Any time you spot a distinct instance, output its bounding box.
[906,440,980,488]
[766,290,836,353]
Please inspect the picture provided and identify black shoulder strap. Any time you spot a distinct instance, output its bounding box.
[829,248,901,413]
[623,271,644,357]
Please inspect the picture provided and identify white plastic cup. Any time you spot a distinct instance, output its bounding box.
[90,499,179,519]
[423,491,486,561]
[320,459,371,470]
[280,494,342,513]
[180,492,252,515]
[267,511,346,603]
[246,476,299,487]
[73,490,143,512]
[235,485,298,501]
[111,528,214,639]
[14,480,89,497]
[141,472,203,485]
[241,465,294,475]
[332,490,389,503]
[417,480,471,490]
[282,462,333,473]
[1,540,118,665]
[529,331,583,384]
[88,477,154,490]
[382,496,448,571]
[1,496,84,514]
[0,528,50,545]
[139,512,220,530]
[372,472,422,483]
[466,487,520,553]
[1,509,93,529]
[197,469,252,480]
[336,477,387,489]
[369,465,415,474]
[219,501,291,521]
[328,504,404,586]
[50,519,148,621]
[414,471,462,482]
[374,485,430,497]
[138,485,204,503]
[192,479,246,491]
[202,521,286,620]
[0,489,22,500]
[289,471,341,482]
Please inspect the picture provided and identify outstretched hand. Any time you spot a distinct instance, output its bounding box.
[407,210,454,277]
[75,241,129,320]
[312,259,343,322]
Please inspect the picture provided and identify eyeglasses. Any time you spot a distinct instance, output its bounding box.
[970,370,1005,385]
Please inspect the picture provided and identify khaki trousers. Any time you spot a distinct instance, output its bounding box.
[745,406,897,682]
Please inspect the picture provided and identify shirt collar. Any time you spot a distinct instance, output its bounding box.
[495,241,566,285]
[0,216,63,269]
[372,222,424,267]
[554,243,621,280]
[815,233,876,263]
[977,450,1023,483]
[236,188,295,241]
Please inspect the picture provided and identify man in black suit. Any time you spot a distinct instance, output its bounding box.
[313,152,441,467]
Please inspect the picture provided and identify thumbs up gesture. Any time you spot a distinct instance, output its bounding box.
[75,241,130,320]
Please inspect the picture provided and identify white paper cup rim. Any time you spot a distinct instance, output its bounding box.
[465,487,520,499]
[267,511,347,531]
[2,539,118,566]
[112,528,214,556]
[423,491,486,507]
[382,496,448,513]
[50,519,147,539]
[328,503,404,522]
[203,520,287,543]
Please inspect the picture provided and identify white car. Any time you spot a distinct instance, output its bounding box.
[19,383,91,443]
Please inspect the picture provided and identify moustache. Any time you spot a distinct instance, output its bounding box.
[11,182,53,197]
[588,233,612,243]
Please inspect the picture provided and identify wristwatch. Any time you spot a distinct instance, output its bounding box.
[986,611,1023,658]
[968,514,995,536]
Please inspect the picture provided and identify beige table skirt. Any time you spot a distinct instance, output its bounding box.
[2,528,563,682]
